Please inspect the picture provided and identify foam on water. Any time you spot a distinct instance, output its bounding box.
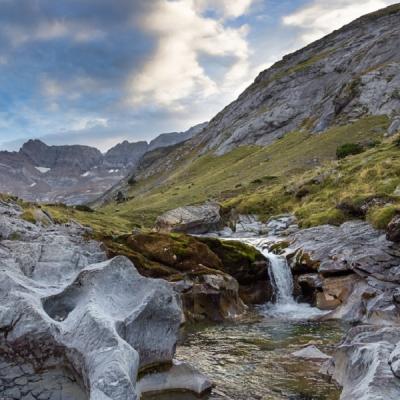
[239,237,327,320]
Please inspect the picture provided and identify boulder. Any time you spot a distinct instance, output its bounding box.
[155,203,222,234]
[0,202,195,400]
[175,274,247,322]
[292,345,331,361]
[329,325,400,400]
[387,215,400,242]
[387,117,400,137]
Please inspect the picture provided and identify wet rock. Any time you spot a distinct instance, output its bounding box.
[234,214,269,236]
[137,360,213,397]
[155,203,223,234]
[387,215,400,242]
[178,274,247,322]
[317,274,361,311]
[330,325,400,400]
[292,345,331,361]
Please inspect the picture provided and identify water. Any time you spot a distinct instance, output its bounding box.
[176,315,344,400]
[147,236,343,400]
[243,238,327,320]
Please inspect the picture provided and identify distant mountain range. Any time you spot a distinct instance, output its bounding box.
[0,122,207,204]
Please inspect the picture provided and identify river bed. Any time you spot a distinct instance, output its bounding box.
[176,309,345,400]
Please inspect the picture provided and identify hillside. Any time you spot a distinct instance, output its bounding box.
[91,4,400,231]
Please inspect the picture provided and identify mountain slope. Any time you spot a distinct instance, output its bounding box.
[94,4,400,228]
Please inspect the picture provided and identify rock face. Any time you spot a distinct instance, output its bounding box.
[148,122,208,151]
[270,219,400,399]
[103,232,271,321]
[193,4,400,155]
[327,325,400,400]
[103,140,149,169]
[0,124,205,205]
[0,201,196,400]
[387,214,400,242]
[155,203,223,234]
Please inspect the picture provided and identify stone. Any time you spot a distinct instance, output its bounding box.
[155,203,223,234]
[386,117,400,137]
[387,215,400,243]
[0,201,202,400]
[292,345,331,361]
[330,325,400,400]
[137,360,213,397]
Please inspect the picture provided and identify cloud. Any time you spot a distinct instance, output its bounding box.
[128,0,252,109]
[195,0,254,18]
[283,0,399,44]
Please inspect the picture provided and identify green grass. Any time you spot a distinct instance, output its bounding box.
[97,115,389,228]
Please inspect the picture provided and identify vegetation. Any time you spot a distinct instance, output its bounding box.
[6,115,397,235]
[336,143,364,159]
[94,115,391,229]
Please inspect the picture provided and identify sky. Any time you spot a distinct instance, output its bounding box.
[0,0,398,152]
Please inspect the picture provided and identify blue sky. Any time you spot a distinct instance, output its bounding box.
[0,0,398,151]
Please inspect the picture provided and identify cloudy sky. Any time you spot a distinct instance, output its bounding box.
[0,0,398,151]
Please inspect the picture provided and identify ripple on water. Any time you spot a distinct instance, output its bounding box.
[174,310,345,400]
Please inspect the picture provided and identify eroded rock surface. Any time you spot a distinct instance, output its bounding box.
[0,201,187,400]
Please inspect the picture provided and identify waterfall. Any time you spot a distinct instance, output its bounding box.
[262,250,294,305]
[240,237,326,319]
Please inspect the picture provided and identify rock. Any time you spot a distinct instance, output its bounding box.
[137,360,213,397]
[0,202,195,400]
[178,274,247,322]
[317,274,361,311]
[387,117,400,137]
[387,215,400,242]
[155,203,223,234]
[292,345,331,361]
[288,221,400,281]
[329,325,400,400]
[106,232,251,321]
[234,214,269,236]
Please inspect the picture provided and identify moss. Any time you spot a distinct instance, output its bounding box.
[9,232,22,241]
[21,209,37,224]
[336,143,364,159]
[270,241,290,255]
[367,205,400,230]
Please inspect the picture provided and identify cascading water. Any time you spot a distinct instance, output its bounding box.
[242,238,326,319]
[263,251,294,304]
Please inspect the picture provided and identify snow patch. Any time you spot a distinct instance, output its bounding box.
[30,183,37,187]
[81,171,91,177]
[35,166,51,173]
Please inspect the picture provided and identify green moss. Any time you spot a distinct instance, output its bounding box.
[21,209,37,224]
[367,205,400,229]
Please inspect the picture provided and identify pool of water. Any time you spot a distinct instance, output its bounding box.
[175,309,345,400]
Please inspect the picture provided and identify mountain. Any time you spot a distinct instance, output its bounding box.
[148,122,208,151]
[0,124,206,204]
[93,4,400,228]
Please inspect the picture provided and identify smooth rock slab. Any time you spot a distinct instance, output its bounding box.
[137,360,213,397]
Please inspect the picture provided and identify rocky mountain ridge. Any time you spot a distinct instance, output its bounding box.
[0,122,206,204]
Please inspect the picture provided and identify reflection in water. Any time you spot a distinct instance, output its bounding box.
[175,311,344,400]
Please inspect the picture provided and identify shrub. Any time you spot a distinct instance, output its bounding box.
[74,205,94,213]
[336,143,364,159]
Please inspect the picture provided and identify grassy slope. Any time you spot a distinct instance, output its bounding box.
[9,114,400,236]
[95,115,392,228]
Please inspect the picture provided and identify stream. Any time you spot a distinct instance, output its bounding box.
[148,237,345,400]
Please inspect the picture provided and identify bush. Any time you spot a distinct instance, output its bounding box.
[336,143,364,159]
[74,204,94,213]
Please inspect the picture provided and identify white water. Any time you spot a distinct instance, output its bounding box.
[241,238,327,320]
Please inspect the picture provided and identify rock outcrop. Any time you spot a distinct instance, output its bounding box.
[103,232,271,321]
[269,219,400,399]
[0,200,209,399]
[155,203,223,234]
